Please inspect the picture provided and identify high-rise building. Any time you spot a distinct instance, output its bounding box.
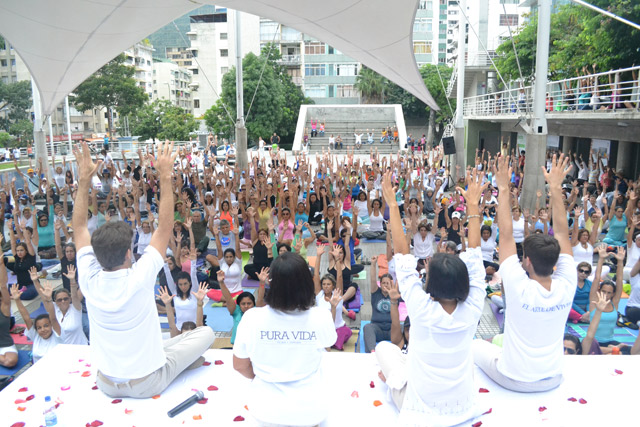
[123,42,155,99]
[152,60,193,113]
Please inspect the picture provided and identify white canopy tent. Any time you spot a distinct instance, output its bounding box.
[0,0,439,116]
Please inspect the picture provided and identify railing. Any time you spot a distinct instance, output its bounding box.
[463,65,640,117]
[277,54,301,65]
[465,51,498,67]
[446,61,457,97]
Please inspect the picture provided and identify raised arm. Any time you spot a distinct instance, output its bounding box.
[313,244,325,295]
[612,247,625,308]
[37,281,62,336]
[369,255,379,295]
[157,286,180,337]
[217,270,236,315]
[72,142,103,250]
[387,279,404,347]
[495,156,516,262]
[192,282,208,328]
[149,141,177,255]
[10,284,32,330]
[543,154,573,255]
[0,258,10,318]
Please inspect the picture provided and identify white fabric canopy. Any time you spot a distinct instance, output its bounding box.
[0,0,439,115]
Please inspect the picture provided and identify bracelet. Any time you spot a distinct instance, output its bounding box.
[390,301,399,306]
[43,299,52,303]
[197,303,204,307]
[467,214,481,220]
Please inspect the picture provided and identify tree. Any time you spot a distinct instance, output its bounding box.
[204,46,311,148]
[131,99,197,141]
[355,67,388,104]
[0,131,14,147]
[0,80,32,133]
[71,54,147,139]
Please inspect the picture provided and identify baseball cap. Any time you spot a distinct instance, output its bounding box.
[452,211,461,220]
[27,168,34,173]
[441,197,449,205]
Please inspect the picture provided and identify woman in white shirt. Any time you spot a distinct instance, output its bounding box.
[571,211,609,281]
[162,256,200,331]
[362,198,386,240]
[313,245,352,350]
[410,219,435,271]
[207,227,243,302]
[233,252,337,426]
[512,206,525,259]
[480,223,499,271]
[353,191,370,224]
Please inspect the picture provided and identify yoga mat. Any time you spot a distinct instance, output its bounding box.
[490,302,505,330]
[362,239,386,243]
[10,324,32,345]
[352,270,367,280]
[359,320,370,353]
[565,322,638,344]
[29,302,47,319]
[240,275,262,288]
[203,304,234,332]
[241,251,251,270]
[158,315,169,330]
[0,350,31,376]
[328,328,359,353]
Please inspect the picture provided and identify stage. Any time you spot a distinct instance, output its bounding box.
[2,345,638,426]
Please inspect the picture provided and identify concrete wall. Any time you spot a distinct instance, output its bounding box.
[465,119,501,165]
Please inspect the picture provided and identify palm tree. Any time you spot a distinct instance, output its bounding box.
[355,67,388,104]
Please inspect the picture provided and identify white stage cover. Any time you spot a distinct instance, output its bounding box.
[2,345,638,426]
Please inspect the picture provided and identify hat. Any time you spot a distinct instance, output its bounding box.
[441,197,449,205]
[426,186,434,193]
[103,169,110,174]
[27,168,34,173]
[452,211,461,220]
[19,194,29,201]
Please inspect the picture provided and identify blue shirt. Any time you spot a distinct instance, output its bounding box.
[572,280,592,314]
[337,237,356,266]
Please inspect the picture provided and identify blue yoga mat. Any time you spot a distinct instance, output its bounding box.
[0,350,31,376]
[204,304,234,332]
[359,320,370,353]
[29,302,47,319]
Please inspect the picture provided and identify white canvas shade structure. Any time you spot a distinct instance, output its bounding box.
[0,0,440,117]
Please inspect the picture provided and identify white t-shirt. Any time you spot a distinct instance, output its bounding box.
[136,228,152,255]
[412,232,434,259]
[26,326,63,363]
[354,200,369,219]
[53,172,66,189]
[174,295,197,330]
[77,245,165,380]
[572,242,593,266]
[512,217,525,243]
[233,306,337,425]
[394,249,485,425]
[480,223,498,262]
[316,292,345,328]
[498,253,576,382]
[55,304,88,345]
[629,271,640,309]
[369,211,384,232]
[220,258,243,293]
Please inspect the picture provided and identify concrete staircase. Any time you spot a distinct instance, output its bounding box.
[305,120,400,154]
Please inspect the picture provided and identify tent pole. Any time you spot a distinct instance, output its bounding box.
[65,96,73,153]
[235,10,248,170]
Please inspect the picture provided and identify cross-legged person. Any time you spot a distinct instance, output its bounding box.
[74,141,214,398]
[472,154,576,392]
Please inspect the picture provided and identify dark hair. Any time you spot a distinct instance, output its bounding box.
[181,321,197,333]
[53,288,70,301]
[599,279,616,294]
[265,252,315,312]
[223,248,236,259]
[379,273,393,283]
[175,271,193,299]
[15,242,29,256]
[276,243,291,253]
[372,198,382,209]
[564,333,583,355]
[577,229,590,241]
[522,234,560,276]
[236,291,256,307]
[34,313,51,328]
[426,253,469,301]
[91,221,134,270]
[577,261,592,274]
[481,225,492,236]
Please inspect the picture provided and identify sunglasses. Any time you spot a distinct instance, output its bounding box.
[564,347,576,355]
[56,297,70,303]
[578,269,591,274]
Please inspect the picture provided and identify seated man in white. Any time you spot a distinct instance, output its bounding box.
[472,154,577,392]
[73,141,214,398]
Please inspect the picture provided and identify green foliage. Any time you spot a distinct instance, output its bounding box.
[355,67,388,104]
[131,99,197,141]
[71,54,147,134]
[9,119,33,144]
[0,131,14,147]
[204,47,311,147]
[496,1,640,83]
[0,80,32,132]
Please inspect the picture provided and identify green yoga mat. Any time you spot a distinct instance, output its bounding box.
[353,270,367,280]
[242,251,251,269]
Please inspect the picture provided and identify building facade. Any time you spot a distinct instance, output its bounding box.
[152,60,193,113]
[123,42,155,99]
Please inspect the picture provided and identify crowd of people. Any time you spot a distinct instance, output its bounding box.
[0,138,639,425]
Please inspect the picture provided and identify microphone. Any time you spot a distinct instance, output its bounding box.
[167,390,204,418]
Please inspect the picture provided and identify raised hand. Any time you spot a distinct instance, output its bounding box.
[614,246,626,261]
[192,282,208,302]
[596,243,609,259]
[316,243,326,257]
[257,267,270,283]
[155,141,177,178]
[212,224,220,235]
[184,218,193,229]
[386,279,401,301]
[40,280,54,300]
[156,286,174,306]
[456,167,488,206]
[216,269,226,283]
[329,288,343,307]
[29,266,39,282]
[63,264,77,279]
[10,284,22,300]
[72,141,102,184]
[593,291,610,310]
[542,153,572,188]
[330,244,342,260]
[493,155,512,189]
[381,171,396,206]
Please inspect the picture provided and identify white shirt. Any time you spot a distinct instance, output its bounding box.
[53,172,66,189]
[55,304,88,345]
[369,211,384,232]
[412,232,434,259]
[174,295,198,331]
[394,249,485,425]
[512,217,525,243]
[629,271,640,309]
[136,228,152,255]
[77,245,165,380]
[316,291,345,328]
[480,224,498,262]
[233,306,337,426]
[220,258,243,294]
[572,242,594,266]
[26,326,62,363]
[498,253,576,382]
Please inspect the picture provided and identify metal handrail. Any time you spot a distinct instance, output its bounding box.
[463,65,640,117]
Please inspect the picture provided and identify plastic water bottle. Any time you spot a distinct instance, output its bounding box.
[43,396,58,426]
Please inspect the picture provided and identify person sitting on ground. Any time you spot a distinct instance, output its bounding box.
[161,255,201,330]
[74,141,214,399]
[363,257,395,353]
[5,219,38,300]
[219,268,266,346]
[473,154,576,393]
[378,167,487,424]
[625,256,640,325]
[362,198,386,240]
[410,218,435,272]
[564,291,609,356]
[233,252,337,426]
[11,281,62,363]
[0,258,18,368]
[207,224,243,303]
[313,245,352,351]
[157,282,208,338]
[568,262,594,324]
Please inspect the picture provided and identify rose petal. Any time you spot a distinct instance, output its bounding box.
[207,385,219,391]
[86,421,104,427]
[152,395,161,399]
[202,361,211,366]
[18,387,28,392]
[61,386,70,391]
[579,398,587,404]
[17,406,26,411]
[81,371,91,377]
[373,400,383,407]
[351,391,359,398]
[472,422,483,427]
[369,381,375,388]
[11,423,26,427]
[78,359,84,362]
[69,371,79,374]
[91,385,99,390]
[244,405,249,411]
[479,388,490,393]
[197,398,208,404]
[214,360,224,365]
[614,369,623,375]
[25,395,35,401]
[111,399,122,404]
[233,416,245,422]
[538,406,547,412]
[193,415,202,420]
[15,398,27,404]
[85,363,92,367]
[125,408,134,414]
[483,408,492,415]
[568,397,577,402]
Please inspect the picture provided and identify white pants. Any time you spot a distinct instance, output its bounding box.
[375,341,407,410]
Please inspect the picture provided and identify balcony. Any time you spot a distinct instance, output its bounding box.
[277,54,301,66]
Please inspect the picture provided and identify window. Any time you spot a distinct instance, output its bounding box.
[305,64,326,76]
[190,13,227,23]
[260,21,279,40]
[0,59,6,67]
[220,32,228,40]
[499,14,519,26]
[418,0,433,10]
[281,26,301,41]
[413,18,433,33]
[194,100,200,109]
[500,0,520,4]
[304,85,326,98]
[10,59,15,66]
[413,41,432,54]
[221,67,228,74]
[192,69,198,75]
[337,84,356,98]
[336,63,358,76]
[220,49,228,57]
[305,41,325,55]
